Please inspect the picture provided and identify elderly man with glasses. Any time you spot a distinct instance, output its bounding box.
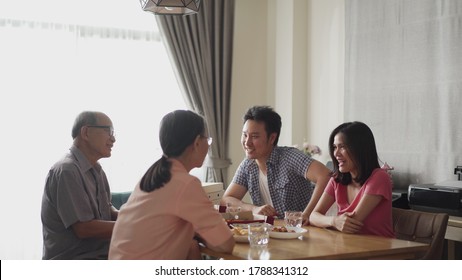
[41,111,118,259]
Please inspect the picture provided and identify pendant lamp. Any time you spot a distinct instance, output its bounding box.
[140,0,201,15]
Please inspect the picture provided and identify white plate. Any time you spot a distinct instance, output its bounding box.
[269,226,307,239]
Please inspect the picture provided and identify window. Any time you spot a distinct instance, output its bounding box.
[0,1,186,259]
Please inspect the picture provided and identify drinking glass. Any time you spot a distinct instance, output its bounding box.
[284,211,303,227]
[248,223,269,247]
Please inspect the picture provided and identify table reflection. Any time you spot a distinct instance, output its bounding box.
[247,247,270,260]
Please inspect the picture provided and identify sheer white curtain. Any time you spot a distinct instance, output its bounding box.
[345,0,462,188]
[0,1,186,259]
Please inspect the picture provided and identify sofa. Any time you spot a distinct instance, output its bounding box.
[111,191,131,210]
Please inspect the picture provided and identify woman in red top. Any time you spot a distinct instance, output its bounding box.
[309,121,394,237]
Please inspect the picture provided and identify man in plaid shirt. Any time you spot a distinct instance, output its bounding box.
[222,106,331,224]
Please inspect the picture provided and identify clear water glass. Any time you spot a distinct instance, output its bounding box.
[248,223,269,247]
[284,211,303,227]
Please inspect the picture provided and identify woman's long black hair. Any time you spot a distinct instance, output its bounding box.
[328,121,380,186]
[140,110,206,192]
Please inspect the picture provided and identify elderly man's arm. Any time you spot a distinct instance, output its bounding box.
[72,220,115,239]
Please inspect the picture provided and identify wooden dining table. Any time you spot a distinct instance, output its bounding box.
[200,223,429,260]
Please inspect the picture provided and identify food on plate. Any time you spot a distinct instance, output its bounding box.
[269,227,307,239]
[231,227,248,236]
[271,226,295,233]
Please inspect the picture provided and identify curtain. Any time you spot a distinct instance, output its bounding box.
[345,0,462,188]
[155,0,235,185]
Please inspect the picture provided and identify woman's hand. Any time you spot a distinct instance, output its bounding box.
[332,212,363,233]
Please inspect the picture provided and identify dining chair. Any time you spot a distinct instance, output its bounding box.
[392,207,449,259]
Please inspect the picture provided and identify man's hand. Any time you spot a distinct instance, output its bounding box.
[301,212,310,226]
[253,204,278,217]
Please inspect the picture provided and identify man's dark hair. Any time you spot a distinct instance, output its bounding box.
[243,106,282,146]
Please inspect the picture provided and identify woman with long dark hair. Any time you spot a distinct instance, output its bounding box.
[309,121,394,237]
[109,110,234,259]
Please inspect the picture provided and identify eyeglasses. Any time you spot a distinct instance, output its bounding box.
[87,125,115,137]
[201,135,213,145]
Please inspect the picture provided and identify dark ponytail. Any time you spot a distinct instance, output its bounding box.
[139,156,172,192]
[140,110,205,192]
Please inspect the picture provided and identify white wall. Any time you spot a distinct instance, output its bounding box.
[229,0,269,189]
[228,0,345,186]
[307,0,345,163]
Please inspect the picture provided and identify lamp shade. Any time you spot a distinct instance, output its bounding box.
[140,0,201,15]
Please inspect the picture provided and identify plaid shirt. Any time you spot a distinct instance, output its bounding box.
[231,146,314,218]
